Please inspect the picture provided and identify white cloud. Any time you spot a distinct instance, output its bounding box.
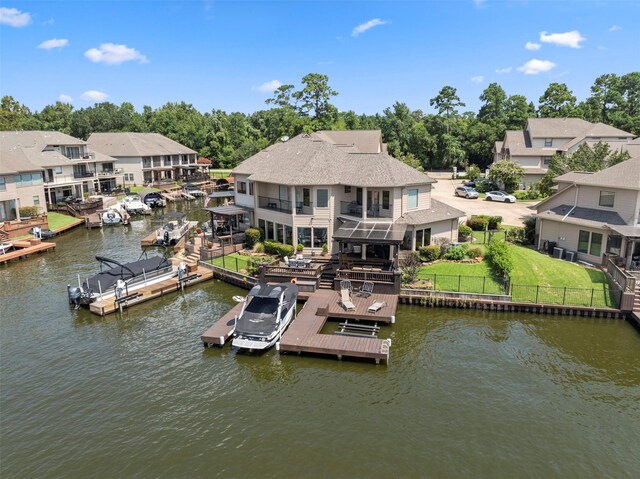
[84,43,148,65]
[352,18,388,37]
[471,76,484,84]
[495,67,512,74]
[0,7,31,27]
[38,38,69,50]
[539,30,586,48]
[517,59,557,75]
[255,80,282,93]
[525,41,541,51]
[608,25,621,32]
[58,94,73,103]
[80,90,109,102]
[473,0,487,6]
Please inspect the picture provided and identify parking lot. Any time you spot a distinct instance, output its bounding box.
[431,179,538,226]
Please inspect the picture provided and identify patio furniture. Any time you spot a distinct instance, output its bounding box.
[339,287,355,311]
[356,281,374,298]
[367,301,386,313]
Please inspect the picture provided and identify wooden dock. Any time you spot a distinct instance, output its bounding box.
[0,239,56,264]
[201,302,242,346]
[201,289,396,364]
[88,263,213,316]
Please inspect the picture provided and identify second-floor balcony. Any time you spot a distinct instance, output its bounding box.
[73,171,96,179]
[97,168,124,177]
[340,201,392,219]
[258,196,291,214]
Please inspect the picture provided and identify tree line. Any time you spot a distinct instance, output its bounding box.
[1,72,637,170]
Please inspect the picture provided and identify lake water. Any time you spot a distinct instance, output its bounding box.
[1,205,639,478]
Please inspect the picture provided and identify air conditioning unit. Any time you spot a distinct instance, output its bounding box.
[565,251,576,262]
[553,247,564,259]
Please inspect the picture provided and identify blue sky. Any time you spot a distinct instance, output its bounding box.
[1,0,638,116]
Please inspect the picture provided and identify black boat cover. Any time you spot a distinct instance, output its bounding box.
[235,283,298,337]
[84,256,172,292]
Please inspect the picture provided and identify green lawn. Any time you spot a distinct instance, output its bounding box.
[209,170,232,179]
[417,260,506,295]
[206,253,275,273]
[47,212,83,231]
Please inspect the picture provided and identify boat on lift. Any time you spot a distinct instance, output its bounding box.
[101,204,128,225]
[122,194,151,215]
[155,212,196,245]
[67,246,184,307]
[231,283,298,351]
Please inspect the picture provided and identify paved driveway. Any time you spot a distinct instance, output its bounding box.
[431,179,538,226]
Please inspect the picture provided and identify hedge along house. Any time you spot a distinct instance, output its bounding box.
[231,130,465,261]
[534,156,640,272]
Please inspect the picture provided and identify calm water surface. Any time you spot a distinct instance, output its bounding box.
[1,205,639,478]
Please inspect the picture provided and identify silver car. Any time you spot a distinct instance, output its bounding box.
[485,191,516,203]
[455,186,479,199]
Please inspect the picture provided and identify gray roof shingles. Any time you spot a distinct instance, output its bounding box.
[397,198,466,226]
[88,132,197,157]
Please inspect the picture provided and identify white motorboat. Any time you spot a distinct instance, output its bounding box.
[155,212,195,245]
[67,246,187,307]
[231,283,298,351]
[183,183,206,197]
[122,194,151,215]
[0,242,13,255]
[101,205,127,225]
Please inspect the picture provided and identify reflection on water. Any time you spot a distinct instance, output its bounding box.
[1,202,640,478]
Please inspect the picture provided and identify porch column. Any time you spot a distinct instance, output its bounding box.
[626,239,637,269]
[362,187,368,220]
[361,243,366,260]
[291,186,296,217]
[411,229,417,251]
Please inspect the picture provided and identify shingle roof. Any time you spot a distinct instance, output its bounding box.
[502,130,551,156]
[0,144,43,174]
[88,132,197,157]
[233,132,434,187]
[396,198,466,226]
[559,122,635,151]
[555,157,640,190]
[313,130,384,153]
[526,118,593,138]
[536,204,627,228]
[0,130,86,148]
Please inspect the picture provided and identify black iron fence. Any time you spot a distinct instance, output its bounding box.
[510,283,622,308]
[416,273,509,295]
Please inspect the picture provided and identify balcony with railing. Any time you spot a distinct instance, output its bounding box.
[258,196,292,214]
[97,168,124,177]
[295,202,313,215]
[73,171,96,179]
[340,201,363,218]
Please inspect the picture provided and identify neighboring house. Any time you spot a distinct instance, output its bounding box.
[0,130,121,208]
[0,142,45,222]
[493,118,636,186]
[534,156,640,269]
[88,132,198,186]
[231,130,465,255]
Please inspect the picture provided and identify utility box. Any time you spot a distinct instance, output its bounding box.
[553,247,564,259]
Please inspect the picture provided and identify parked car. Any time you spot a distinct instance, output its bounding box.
[474,179,495,193]
[455,186,479,199]
[485,191,516,203]
[462,180,476,187]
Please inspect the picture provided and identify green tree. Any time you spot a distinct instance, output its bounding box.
[478,83,507,126]
[291,73,338,128]
[429,85,465,133]
[505,95,535,130]
[538,83,577,117]
[0,95,32,130]
[35,101,73,133]
[488,160,525,193]
[465,164,482,181]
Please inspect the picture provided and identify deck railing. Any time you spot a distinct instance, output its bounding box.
[606,256,636,292]
[340,201,363,217]
[258,196,292,214]
[336,268,398,283]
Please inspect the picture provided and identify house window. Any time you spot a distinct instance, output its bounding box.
[297,227,311,247]
[313,227,327,248]
[316,189,328,208]
[382,190,390,209]
[283,225,293,245]
[0,177,5,191]
[606,235,622,255]
[599,191,615,207]
[248,182,254,196]
[237,182,247,194]
[543,156,552,165]
[578,231,590,254]
[302,188,311,207]
[33,195,40,205]
[142,158,152,168]
[54,166,62,174]
[408,189,418,209]
[589,233,603,257]
[344,186,351,193]
[258,219,266,237]
[66,146,80,159]
[124,173,134,182]
[415,228,431,248]
[15,173,41,187]
[544,139,553,147]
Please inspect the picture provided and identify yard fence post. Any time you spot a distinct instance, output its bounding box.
[535,285,539,303]
[483,276,486,294]
[222,254,226,270]
[235,257,239,272]
[458,275,461,292]
[562,287,567,305]
[590,288,595,307]
[434,274,437,291]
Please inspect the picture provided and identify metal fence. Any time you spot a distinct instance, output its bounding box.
[509,284,622,308]
[201,251,276,277]
[416,273,509,295]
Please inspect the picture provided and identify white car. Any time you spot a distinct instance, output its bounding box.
[485,191,516,203]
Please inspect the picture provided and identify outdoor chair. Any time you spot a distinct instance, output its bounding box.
[356,281,374,298]
[339,287,356,311]
[340,280,353,294]
[367,301,386,313]
[284,256,290,267]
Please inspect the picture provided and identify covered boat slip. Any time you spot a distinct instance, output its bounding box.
[234,283,298,338]
[85,255,173,293]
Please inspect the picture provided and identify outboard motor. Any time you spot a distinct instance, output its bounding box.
[115,279,127,300]
[178,261,188,280]
[164,230,170,245]
[68,285,82,306]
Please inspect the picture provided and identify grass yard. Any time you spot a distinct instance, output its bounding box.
[206,253,276,273]
[417,260,506,295]
[47,212,83,231]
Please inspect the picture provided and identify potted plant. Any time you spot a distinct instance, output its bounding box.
[207,241,214,249]
[296,243,304,254]
[322,243,329,256]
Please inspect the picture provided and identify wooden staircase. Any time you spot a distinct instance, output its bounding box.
[633,282,640,312]
[0,224,9,242]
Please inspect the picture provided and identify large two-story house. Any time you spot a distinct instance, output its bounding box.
[231,130,465,257]
[535,156,640,270]
[493,118,636,186]
[0,140,45,222]
[0,131,121,207]
[88,132,198,186]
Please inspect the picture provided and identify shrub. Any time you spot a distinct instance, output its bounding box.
[467,216,489,231]
[505,226,526,244]
[19,206,39,218]
[458,225,473,241]
[296,243,304,253]
[486,237,513,280]
[488,216,502,230]
[401,252,421,284]
[263,240,294,259]
[523,216,536,245]
[465,164,482,181]
[322,243,329,254]
[253,242,265,254]
[419,244,441,262]
[444,244,468,260]
[244,228,261,248]
[467,247,483,259]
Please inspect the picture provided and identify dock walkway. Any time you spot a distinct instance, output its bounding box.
[201,302,242,346]
[0,239,56,264]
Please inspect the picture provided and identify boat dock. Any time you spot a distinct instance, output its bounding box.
[202,289,397,364]
[0,239,56,264]
[88,261,213,316]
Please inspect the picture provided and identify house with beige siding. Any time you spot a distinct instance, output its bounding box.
[0,142,45,222]
[88,132,198,186]
[535,156,640,270]
[0,131,121,208]
[493,118,636,186]
[231,130,465,257]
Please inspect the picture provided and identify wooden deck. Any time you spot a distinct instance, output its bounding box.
[0,240,56,264]
[201,302,242,346]
[325,291,398,323]
[279,290,392,364]
[89,264,213,316]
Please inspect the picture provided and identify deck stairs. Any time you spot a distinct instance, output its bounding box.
[0,225,9,242]
[634,282,640,312]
